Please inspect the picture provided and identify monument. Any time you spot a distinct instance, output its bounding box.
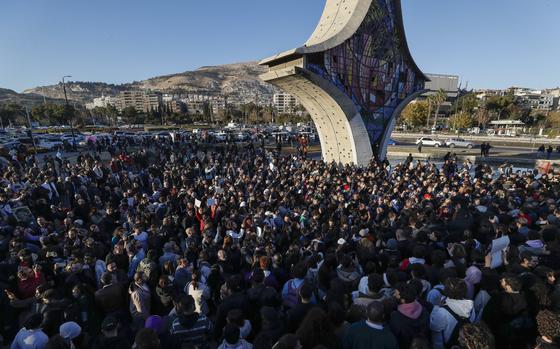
[260,0,428,165]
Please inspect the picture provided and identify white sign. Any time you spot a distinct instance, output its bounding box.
[490,236,510,269]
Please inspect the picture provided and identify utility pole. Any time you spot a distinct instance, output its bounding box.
[24,107,37,156]
[61,75,76,150]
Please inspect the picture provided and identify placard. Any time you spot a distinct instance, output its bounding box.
[490,236,510,269]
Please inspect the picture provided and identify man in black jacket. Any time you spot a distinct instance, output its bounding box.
[214,275,249,340]
[286,282,316,332]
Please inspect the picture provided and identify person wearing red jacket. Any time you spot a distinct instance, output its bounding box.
[17,265,46,299]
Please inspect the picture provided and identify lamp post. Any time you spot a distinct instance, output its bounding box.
[61,75,76,150]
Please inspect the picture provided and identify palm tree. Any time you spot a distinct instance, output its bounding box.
[426,95,435,128]
[432,89,447,129]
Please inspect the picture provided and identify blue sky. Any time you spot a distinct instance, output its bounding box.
[1,0,558,92]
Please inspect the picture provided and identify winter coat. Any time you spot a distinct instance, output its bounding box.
[389,301,430,349]
[430,298,475,349]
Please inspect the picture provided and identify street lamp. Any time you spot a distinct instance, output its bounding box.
[61,75,76,150]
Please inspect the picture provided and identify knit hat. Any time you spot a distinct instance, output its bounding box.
[386,238,398,250]
[145,315,163,334]
[59,321,81,340]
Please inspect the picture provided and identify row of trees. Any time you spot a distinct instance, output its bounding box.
[0,100,311,128]
[400,90,559,132]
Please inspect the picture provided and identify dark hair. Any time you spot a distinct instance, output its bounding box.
[501,276,522,292]
[536,310,560,342]
[227,309,244,327]
[396,283,418,304]
[431,250,447,268]
[367,273,384,293]
[134,328,161,349]
[101,272,113,286]
[292,261,308,279]
[444,277,467,300]
[437,268,458,284]
[412,245,427,259]
[296,308,334,348]
[458,323,495,349]
[366,301,385,323]
[223,323,240,345]
[177,295,195,314]
[23,313,43,329]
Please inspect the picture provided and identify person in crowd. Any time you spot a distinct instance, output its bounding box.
[2,131,559,349]
[10,313,49,349]
[430,278,475,349]
[389,283,430,349]
[343,301,398,349]
[535,310,560,349]
[457,323,495,349]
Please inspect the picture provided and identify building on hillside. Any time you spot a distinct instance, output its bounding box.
[474,89,505,100]
[186,101,207,115]
[116,91,161,113]
[516,93,555,111]
[273,92,300,114]
[85,95,119,110]
[165,100,186,114]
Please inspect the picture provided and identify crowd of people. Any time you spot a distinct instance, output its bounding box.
[0,134,560,349]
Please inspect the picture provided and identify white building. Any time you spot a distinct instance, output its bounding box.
[85,95,119,110]
[273,92,300,113]
[516,93,555,111]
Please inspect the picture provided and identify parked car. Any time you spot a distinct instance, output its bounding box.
[415,137,442,147]
[154,131,171,140]
[60,133,85,144]
[36,135,63,150]
[444,138,475,149]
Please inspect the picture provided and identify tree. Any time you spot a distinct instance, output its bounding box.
[122,106,138,123]
[432,89,447,128]
[0,102,24,127]
[449,112,473,130]
[401,100,429,128]
[474,107,491,128]
[454,92,480,114]
[485,95,514,120]
[546,111,560,129]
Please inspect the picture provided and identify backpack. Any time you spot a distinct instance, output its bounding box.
[283,279,302,309]
[442,305,471,349]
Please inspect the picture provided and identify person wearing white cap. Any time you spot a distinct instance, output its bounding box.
[58,321,82,349]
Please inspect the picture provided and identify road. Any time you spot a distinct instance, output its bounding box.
[388,142,560,158]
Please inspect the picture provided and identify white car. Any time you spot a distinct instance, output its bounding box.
[36,136,63,150]
[444,138,475,149]
[415,137,442,147]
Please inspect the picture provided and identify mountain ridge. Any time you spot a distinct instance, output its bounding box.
[18,61,278,105]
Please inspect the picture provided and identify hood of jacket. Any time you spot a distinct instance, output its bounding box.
[398,301,423,320]
[445,298,474,318]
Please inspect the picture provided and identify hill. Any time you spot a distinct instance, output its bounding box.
[0,88,65,107]
[21,62,278,105]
